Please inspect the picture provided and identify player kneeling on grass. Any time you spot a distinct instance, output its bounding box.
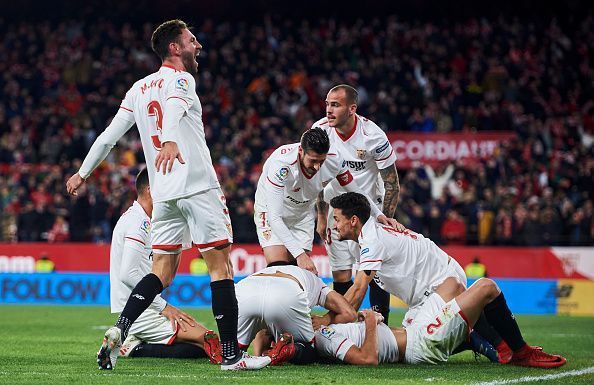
[315,277,566,368]
[221,264,357,366]
[103,168,221,368]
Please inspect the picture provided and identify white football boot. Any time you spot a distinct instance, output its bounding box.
[97,327,122,370]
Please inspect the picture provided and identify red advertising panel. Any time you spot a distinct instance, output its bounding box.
[1,243,592,279]
[386,131,517,168]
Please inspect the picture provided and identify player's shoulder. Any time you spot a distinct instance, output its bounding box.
[118,203,151,237]
[270,143,300,163]
[359,218,382,243]
[358,115,388,139]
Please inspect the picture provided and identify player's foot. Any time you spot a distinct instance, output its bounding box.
[221,351,271,371]
[97,326,122,370]
[119,334,142,358]
[469,331,499,363]
[267,332,296,366]
[510,345,567,368]
[203,330,223,364]
[496,341,513,364]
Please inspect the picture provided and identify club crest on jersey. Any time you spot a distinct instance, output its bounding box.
[319,326,336,339]
[356,149,366,159]
[175,78,189,93]
[226,223,233,237]
[140,219,151,234]
[262,229,272,240]
[275,167,289,181]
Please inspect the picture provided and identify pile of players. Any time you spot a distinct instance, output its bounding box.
[67,19,567,371]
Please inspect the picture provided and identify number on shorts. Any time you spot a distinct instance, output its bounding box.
[147,100,163,150]
[259,212,267,227]
[426,316,443,335]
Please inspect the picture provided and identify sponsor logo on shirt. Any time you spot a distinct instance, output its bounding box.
[360,247,369,255]
[375,141,390,154]
[176,78,190,92]
[286,195,310,205]
[140,219,151,234]
[336,170,354,186]
[356,149,367,159]
[319,326,336,339]
[341,160,366,171]
[275,167,289,182]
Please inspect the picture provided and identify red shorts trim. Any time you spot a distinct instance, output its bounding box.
[238,342,249,350]
[193,238,229,249]
[167,322,180,345]
[153,244,183,250]
[458,309,471,327]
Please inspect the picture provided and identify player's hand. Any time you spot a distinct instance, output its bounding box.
[311,314,331,330]
[377,215,405,231]
[66,173,85,196]
[155,141,185,174]
[358,309,384,325]
[316,215,328,242]
[296,253,318,276]
[160,304,196,332]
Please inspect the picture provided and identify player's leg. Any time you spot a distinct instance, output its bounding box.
[456,278,566,367]
[255,208,295,266]
[326,208,355,295]
[369,279,391,325]
[183,190,270,370]
[332,270,353,295]
[263,245,294,266]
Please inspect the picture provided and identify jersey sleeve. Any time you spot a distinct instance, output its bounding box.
[118,90,136,123]
[372,132,397,169]
[315,325,355,361]
[357,230,385,272]
[303,270,331,307]
[165,74,196,111]
[161,75,196,144]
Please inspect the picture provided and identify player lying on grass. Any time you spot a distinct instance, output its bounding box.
[313,191,509,362]
[314,277,567,367]
[104,167,221,368]
[236,264,356,365]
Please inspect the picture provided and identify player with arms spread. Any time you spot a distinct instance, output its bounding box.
[254,128,398,275]
[312,84,402,323]
[66,19,269,371]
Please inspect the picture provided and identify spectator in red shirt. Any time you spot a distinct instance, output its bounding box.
[440,209,467,245]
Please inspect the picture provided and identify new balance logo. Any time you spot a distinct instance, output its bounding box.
[215,315,224,320]
[132,294,145,300]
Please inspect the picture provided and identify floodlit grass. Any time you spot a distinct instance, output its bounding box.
[0,306,593,384]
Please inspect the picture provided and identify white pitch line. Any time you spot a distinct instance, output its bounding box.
[472,366,594,385]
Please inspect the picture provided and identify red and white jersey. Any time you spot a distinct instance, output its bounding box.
[315,322,399,364]
[119,65,220,202]
[255,143,353,218]
[311,115,397,206]
[357,218,451,308]
[109,201,166,313]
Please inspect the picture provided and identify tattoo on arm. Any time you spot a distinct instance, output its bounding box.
[316,190,329,217]
[380,164,400,218]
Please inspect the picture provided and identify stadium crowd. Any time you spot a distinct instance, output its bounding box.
[0,13,592,245]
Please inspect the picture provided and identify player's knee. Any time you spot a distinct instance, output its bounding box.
[475,278,500,300]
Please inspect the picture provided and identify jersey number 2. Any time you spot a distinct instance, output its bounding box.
[426,317,443,335]
[148,100,163,150]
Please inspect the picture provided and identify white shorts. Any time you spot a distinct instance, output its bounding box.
[325,206,360,271]
[254,210,314,253]
[152,188,233,253]
[404,294,470,364]
[127,309,178,344]
[402,258,467,327]
[236,275,315,348]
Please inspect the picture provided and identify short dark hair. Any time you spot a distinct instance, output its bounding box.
[135,167,150,196]
[329,84,358,105]
[330,192,371,224]
[151,19,188,61]
[301,127,330,155]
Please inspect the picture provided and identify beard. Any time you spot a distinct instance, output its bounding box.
[181,51,198,74]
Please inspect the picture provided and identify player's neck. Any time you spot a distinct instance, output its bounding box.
[137,197,153,217]
[162,58,185,72]
[334,115,357,136]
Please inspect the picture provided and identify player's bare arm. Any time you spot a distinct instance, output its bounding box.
[160,303,196,332]
[296,251,318,276]
[316,190,329,241]
[379,164,405,231]
[345,270,375,311]
[342,309,380,365]
[324,291,357,325]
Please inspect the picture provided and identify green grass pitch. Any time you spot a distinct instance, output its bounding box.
[0,306,593,385]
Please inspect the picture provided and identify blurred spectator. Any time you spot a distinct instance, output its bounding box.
[440,209,467,245]
[35,254,55,273]
[464,257,487,279]
[47,215,70,243]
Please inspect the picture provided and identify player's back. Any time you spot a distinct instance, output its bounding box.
[123,66,219,202]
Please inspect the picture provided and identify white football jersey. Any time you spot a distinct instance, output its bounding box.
[120,65,219,202]
[109,201,165,313]
[357,218,451,307]
[315,322,399,363]
[250,265,331,307]
[311,115,397,206]
[254,143,353,218]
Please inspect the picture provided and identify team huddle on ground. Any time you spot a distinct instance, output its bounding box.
[66,19,567,371]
